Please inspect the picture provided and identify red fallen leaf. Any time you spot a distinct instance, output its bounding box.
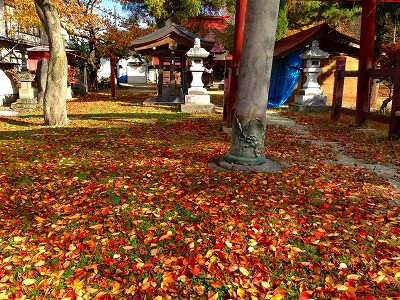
[299,291,313,300]
[191,267,200,276]
[175,234,183,241]
[101,208,110,215]
[391,227,400,234]
[210,281,221,288]
[214,243,224,249]
[358,228,366,238]
[364,294,377,300]
[77,232,85,239]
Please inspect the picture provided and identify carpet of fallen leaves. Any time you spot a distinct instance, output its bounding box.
[0,93,400,300]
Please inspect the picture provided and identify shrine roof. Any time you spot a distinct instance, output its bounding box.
[131,20,214,54]
[274,22,360,58]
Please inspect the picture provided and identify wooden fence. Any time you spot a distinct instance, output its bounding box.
[330,55,400,138]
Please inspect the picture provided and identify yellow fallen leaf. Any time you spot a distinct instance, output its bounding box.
[34,260,45,267]
[261,281,270,289]
[347,274,360,281]
[72,279,85,291]
[112,281,121,293]
[239,267,249,276]
[336,284,348,291]
[271,295,283,300]
[35,216,46,224]
[13,236,23,242]
[395,272,400,278]
[237,287,245,297]
[325,275,334,284]
[210,256,217,264]
[23,279,36,285]
[154,296,163,300]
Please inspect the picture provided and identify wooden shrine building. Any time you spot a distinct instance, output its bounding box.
[131,19,214,103]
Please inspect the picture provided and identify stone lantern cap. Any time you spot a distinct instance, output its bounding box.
[187,38,210,58]
[300,40,329,59]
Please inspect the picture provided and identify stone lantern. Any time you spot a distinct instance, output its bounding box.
[11,49,37,111]
[293,40,329,110]
[181,38,215,113]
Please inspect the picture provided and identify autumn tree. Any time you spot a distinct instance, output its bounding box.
[34,0,68,125]
[122,0,235,27]
[4,0,68,125]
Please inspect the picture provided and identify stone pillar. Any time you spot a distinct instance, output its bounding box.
[224,0,280,166]
[181,38,215,113]
[292,40,330,111]
[37,58,48,106]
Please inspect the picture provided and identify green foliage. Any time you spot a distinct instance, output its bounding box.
[376,3,400,50]
[276,0,289,39]
[124,0,235,26]
[287,1,360,31]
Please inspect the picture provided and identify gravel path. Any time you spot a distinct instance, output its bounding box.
[266,110,400,206]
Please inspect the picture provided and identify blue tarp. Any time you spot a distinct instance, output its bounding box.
[119,75,127,83]
[268,50,303,107]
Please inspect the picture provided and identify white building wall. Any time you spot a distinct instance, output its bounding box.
[99,57,148,84]
[0,69,18,105]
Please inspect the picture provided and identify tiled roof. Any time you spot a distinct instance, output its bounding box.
[274,22,360,57]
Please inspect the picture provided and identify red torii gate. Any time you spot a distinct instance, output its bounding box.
[224,0,400,127]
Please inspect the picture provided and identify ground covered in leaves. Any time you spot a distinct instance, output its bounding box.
[0,93,400,299]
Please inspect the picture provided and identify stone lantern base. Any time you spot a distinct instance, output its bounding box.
[11,72,38,111]
[181,88,215,114]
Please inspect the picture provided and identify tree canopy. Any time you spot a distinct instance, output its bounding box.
[122,0,235,26]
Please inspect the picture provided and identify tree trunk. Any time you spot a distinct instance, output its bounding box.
[34,0,68,125]
[225,0,280,165]
[88,39,100,92]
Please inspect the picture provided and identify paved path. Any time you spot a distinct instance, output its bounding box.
[266,110,400,206]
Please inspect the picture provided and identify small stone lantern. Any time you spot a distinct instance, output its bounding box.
[294,40,329,108]
[181,38,215,113]
[11,49,37,111]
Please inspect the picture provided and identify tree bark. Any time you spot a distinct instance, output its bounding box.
[225,0,280,165]
[88,38,100,92]
[34,0,68,125]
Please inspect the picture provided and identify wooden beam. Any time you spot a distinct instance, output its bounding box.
[331,56,346,121]
[369,68,396,78]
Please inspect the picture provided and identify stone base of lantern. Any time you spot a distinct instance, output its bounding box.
[180,102,215,114]
[11,98,39,111]
[181,89,214,113]
[289,103,330,113]
[290,93,330,112]
[294,93,327,106]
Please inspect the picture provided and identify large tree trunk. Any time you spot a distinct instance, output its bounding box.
[34,0,68,125]
[225,0,280,165]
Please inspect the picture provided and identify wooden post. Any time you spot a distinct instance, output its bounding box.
[225,0,248,126]
[109,48,116,98]
[331,56,346,121]
[355,0,377,126]
[158,55,164,98]
[83,62,88,93]
[182,54,188,96]
[389,50,400,137]
[170,51,176,97]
